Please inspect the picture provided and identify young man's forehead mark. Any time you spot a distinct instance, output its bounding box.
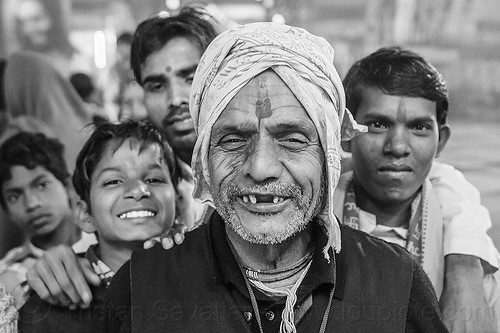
[255,74,272,126]
[165,65,172,73]
[396,98,408,122]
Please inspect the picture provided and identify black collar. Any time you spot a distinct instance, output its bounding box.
[209,212,346,302]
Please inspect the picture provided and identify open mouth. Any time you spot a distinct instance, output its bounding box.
[118,210,157,219]
[239,194,288,204]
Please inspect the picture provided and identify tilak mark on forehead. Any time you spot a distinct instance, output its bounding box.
[165,66,172,73]
[255,75,272,126]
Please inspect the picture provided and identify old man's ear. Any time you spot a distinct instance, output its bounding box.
[74,200,97,234]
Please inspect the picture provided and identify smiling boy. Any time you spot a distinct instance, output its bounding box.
[18,121,180,332]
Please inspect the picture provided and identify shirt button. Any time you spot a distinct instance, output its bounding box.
[265,311,275,321]
[243,311,253,322]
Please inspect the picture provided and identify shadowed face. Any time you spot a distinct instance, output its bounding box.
[209,70,325,244]
[2,166,70,236]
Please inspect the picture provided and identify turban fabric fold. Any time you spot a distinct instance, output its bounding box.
[190,22,365,259]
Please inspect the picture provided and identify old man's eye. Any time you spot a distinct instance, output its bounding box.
[279,135,308,149]
[219,135,247,150]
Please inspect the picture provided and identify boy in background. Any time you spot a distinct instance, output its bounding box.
[0,132,96,309]
[19,120,180,332]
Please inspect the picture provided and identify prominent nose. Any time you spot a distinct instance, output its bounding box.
[25,191,42,212]
[383,127,410,157]
[242,139,283,182]
[169,81,189,108]
[124,179,151,200]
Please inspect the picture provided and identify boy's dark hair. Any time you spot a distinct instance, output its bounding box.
[131,6,217,85]
[343,46,449,125]
[0,132,70,209]
[73,121,180,211]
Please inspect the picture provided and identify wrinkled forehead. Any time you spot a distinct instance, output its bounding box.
[213,70,315,127]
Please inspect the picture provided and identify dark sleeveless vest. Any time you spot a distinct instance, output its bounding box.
[128,214,435,332]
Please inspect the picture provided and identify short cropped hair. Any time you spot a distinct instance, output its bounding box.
[0,132,70,209]
[343,46,449,125]
[131,6,217,85]
[73,121,180,212]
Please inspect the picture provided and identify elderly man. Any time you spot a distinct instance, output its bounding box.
[105,23,447,332]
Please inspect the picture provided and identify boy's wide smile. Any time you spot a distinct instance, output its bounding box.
[89,139,176,244]
[118,209,157,219]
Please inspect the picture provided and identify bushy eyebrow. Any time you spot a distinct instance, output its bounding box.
[274,122,316,134]
[361,113,435,124]
[142,64,197,86]
[177,65,198,77]
[211,123,256,139]
[142,74,166,86]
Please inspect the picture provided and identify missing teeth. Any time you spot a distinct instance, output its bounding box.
[241,195,285,204]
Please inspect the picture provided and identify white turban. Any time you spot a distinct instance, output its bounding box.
[190,22,365,259]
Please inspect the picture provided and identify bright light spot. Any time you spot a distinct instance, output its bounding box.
[271,14,285,24]
[165,0,180,10]
[94,31,106,69]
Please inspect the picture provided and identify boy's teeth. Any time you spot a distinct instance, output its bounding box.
[242,196,249,203]
[273,196,279,204]
[249,195,257,204]
[119,210,155,219]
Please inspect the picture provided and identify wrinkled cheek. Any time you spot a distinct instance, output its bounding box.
[209,153,245,188]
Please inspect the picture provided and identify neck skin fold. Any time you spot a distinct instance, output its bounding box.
[226,224,313,271]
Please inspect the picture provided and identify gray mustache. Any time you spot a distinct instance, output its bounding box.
[224,182,302,200]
